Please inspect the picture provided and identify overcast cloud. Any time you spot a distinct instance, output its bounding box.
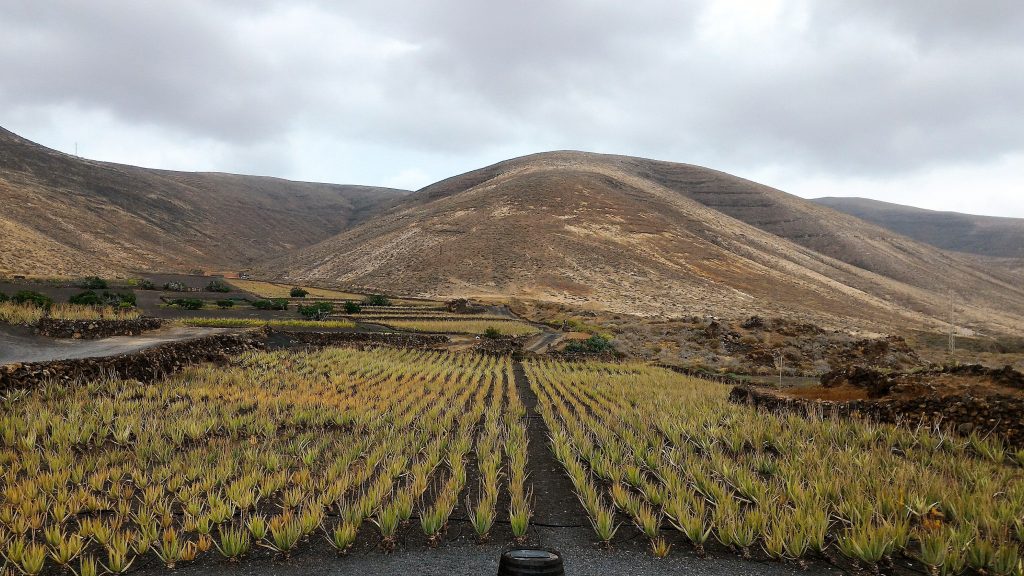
[1,0,1022,216]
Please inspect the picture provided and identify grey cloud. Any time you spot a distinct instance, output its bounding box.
[0,0,1022,213]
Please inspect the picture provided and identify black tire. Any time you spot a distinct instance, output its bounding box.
[498,548,564,576]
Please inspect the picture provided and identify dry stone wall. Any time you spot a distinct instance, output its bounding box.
[35,317,163,339]
[1,330,264,392]
[729,385,1024,447]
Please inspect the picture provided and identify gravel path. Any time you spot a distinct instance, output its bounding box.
[130,525,839,576]
[0,324,229,364]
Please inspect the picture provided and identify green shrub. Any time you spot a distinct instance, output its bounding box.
[252,299,288,311]
[79,276,108,289]
[69,290,103,306]
[12,291,53,308]
[343,300,362,313]
[73,291,136,307]
[483,326,502,339]
[565,333,613,354]
[112,291,136,307]
[216,299,235,309]
[163,282,188,292]
[364,294,391,306]
[290,287,309,298]
[206,280,232,293]
[298,302,333,320]
[0,292,7,303]
[168,298,204,310]
[137,279,156,290]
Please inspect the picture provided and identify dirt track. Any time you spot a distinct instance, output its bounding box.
[0,324,229,364]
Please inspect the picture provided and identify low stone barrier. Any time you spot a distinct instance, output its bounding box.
[729,385,1024,447]
[268,330,449,350]
[0,330,264,392]
[35,317,164,339]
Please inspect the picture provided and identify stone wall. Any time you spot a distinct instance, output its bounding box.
[729,385,1024,447]
[35,317,163,339]
[0,331,264,392]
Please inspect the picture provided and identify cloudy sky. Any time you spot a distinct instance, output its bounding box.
[2,0,1022,216]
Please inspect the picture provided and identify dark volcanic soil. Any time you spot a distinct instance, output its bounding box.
[512,361,590,529]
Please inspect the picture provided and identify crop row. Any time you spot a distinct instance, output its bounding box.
[373,319,540,336]
[176,318,356,329]
[0,347,531,574]
[526,359,1024,575]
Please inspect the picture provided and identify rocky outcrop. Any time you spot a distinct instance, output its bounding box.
[34,317,163,339]
[1,330,264,391]
[820,363,1024,398]
[729,385,1024,447]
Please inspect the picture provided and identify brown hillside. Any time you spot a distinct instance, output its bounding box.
[812,196,1024,259]
[271,151,1024,335]
[0,127,406,277]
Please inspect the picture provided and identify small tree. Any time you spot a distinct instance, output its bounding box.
[169,298,203,310]
[343,300,362,314]
[79,276,108,289]
[364,294,391,306]
[12,291,53,308]
[298,302,333,320]
[0,291,7,303]
[137,279,156,290]
[163,282,187,292]
[69,290,103,306]
[483,326,501,339]
[216,299,235,309]
[206,279,231,293]
[290,287,309,298]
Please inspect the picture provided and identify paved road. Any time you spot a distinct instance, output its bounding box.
[0,325,229,364]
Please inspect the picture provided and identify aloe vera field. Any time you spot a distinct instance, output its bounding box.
[0,348,533,575]
[529,360,1024,575]
[1,346,1022,575]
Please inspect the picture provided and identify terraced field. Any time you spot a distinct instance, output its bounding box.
[368,319,540,336]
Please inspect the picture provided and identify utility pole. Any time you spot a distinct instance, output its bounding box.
[948,289,956,355]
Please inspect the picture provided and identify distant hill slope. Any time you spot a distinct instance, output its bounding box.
[0,127,407,277]
[271,151,1024,336]
[812,196,1024,259]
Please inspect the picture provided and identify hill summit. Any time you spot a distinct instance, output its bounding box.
[272,151,1024,334]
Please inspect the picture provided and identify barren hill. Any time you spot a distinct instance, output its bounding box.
[0,127,406,277]
[272,151,1024,335]
[812,196,1024,259]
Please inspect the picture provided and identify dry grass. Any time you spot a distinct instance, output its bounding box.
[177,317,356,329]
[49,303,141,321]
[0,302,140,325]
[226,279,363,300]
[0,301,45,325]
[373,319,540,336]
